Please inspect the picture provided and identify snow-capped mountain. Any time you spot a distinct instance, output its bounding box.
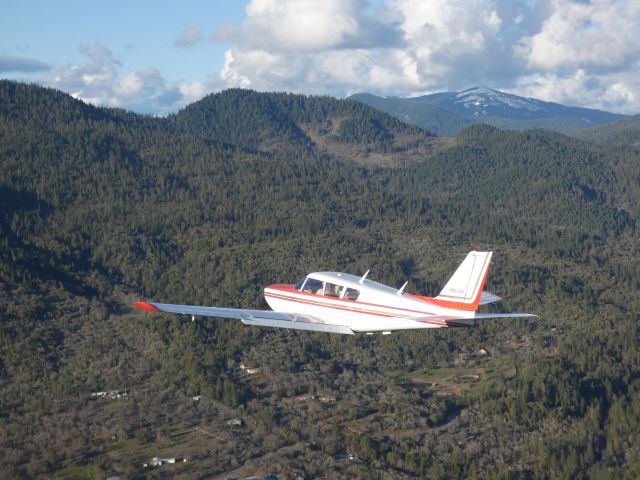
[418,87,621,121]
[450,87,548,116]
[350,88,626,135]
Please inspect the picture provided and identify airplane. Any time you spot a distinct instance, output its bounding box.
[133,251,535,335]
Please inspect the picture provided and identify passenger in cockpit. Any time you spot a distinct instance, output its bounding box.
[325,283,341,298]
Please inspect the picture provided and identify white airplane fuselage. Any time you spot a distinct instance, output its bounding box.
[264,271,476,333]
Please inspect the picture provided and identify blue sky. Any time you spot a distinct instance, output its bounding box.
[2,1,243,84]
[2,0,640,115]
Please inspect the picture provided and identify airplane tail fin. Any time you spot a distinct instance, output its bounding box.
[434,251,493,311]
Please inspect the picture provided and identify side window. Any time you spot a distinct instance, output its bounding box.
[324,282,342,298]
[343,288,360,301]
[302,278,323,294]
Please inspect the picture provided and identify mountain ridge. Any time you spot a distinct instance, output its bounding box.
[350,87,627,134]
[171,87,449,165]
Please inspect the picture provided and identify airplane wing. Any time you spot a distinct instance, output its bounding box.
[133,301,355,335]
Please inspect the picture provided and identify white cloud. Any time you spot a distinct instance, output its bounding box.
[387,0,506,88]
[176,25,204,47]
[515,0,640,72]
[512,66,640,114]
[220,50,252,88]
[218,0,516,95]
[25,0,640,114]
[507,0,640,113]
[515,71,640,115]
[178,73,224,104]
[240,0,362,52]
[214,0,640,113]
[51,43,120,106]
[114,67,164,98]
[114,71,144,98]
[47,42,216,114]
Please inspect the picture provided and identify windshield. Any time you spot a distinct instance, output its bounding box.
[302,278,323,294]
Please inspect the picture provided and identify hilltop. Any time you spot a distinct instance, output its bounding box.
[171,88,450,166]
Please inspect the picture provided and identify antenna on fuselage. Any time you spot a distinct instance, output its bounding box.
[397,281,408,295]
[359,270,370,284]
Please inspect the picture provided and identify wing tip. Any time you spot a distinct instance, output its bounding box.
[133,301,160,312]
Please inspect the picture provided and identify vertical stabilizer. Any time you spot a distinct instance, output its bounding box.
[434,251,492,310]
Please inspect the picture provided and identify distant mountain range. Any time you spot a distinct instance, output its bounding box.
[350,87,628,135]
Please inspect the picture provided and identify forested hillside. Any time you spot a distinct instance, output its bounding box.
[172,88,448,165]
[571,114,640,148]
[1,80,639,479]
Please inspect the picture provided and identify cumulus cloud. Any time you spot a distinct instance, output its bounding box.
[47,42,217,114]
[0,54,50,73]
[386,0,507,89]
[219,0,532,95]
[114,67,165,98]
[512,67,640,114]
[214,0,640,113]
[176,25,204,47]
[509,0,640,113]
[50,42,121,106]
[240,0,368,52]
[515,0,640,72]
[17,0,640,114]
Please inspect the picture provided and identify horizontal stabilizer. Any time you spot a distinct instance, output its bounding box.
[479,291,502,305]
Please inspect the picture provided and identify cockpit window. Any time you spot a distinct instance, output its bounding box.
[298,278,356,299]
[324,282,342,298]
[302,278,323,294]
[343,288,360,301]
[294,277,306,291]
